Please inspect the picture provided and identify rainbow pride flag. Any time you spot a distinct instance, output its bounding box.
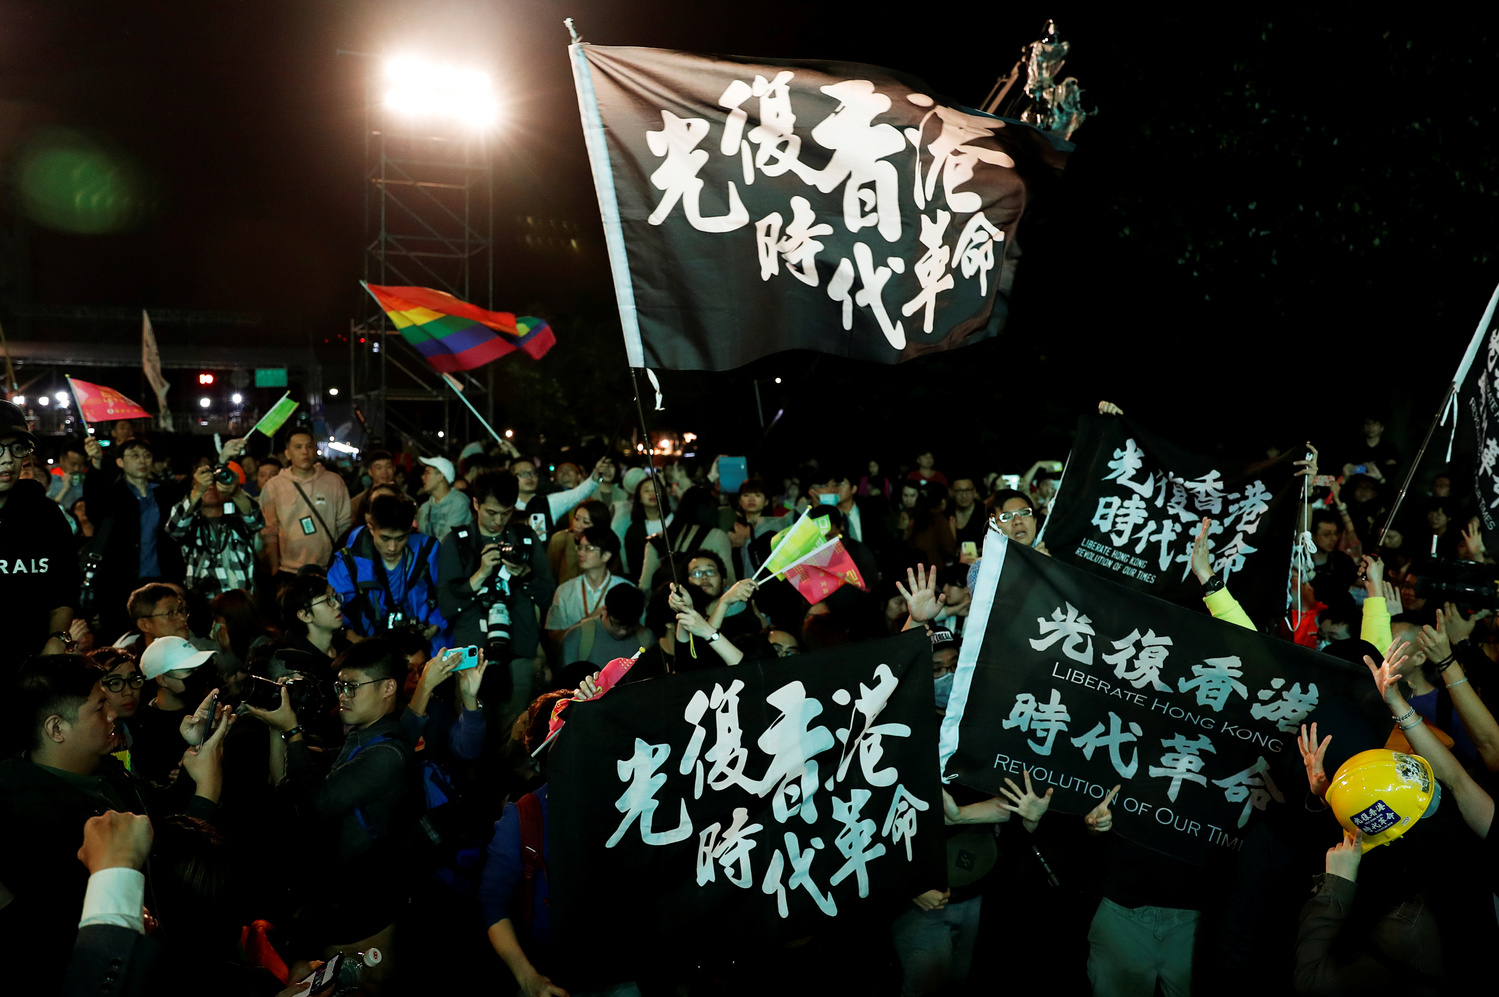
[362,282,556,372]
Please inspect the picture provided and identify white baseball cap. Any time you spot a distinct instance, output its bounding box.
[420,456,456,484]
[141,636,216,681]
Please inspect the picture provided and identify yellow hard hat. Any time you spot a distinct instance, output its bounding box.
[1325,749,1440,852]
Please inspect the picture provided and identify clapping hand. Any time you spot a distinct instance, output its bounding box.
[1298,722,1332,799]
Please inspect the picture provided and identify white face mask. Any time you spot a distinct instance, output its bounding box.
[934,671,955,712]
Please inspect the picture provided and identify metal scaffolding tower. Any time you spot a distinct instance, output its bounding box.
[352,69,495,448]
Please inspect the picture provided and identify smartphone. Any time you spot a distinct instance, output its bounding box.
[1050,461,1064,472]
[200,692,218,739]
[719,456,748,494]
[818,492,839,506]
[454,645,480,671]
[298,952,345,994]
[961,541,978,561]
[1000,474,1021,491]
[1352,464,1368,475]
[1312,475,1336,487]
[99,439,111,448]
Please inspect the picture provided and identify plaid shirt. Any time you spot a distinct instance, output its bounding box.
[166,496,265,597]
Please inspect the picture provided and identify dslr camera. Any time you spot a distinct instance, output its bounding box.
[212,463,238,488]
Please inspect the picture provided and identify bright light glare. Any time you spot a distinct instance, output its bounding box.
[384,57,498,128]
[199,397,211,409]
[54,392,67,404]
[12,395,23,406]
[504,429,513,439]
[231,393,243,404]
[327,441,360,455]
[437,430,445,438]
[37,396,48,406]
[329,387,339,396]
[659,439,671,450]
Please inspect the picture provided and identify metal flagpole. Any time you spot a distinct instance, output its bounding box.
[1372,279,1499,550]
[440,373,507,448]
[65,376,91,439]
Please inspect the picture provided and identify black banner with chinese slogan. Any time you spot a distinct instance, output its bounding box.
[940,535,1381,864]
[1457,282,1499,555]
[548,629,945,968]
[1041,413,1302,626]
[570,43,1069,370]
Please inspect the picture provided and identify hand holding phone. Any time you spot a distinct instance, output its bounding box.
[454,645,481,671]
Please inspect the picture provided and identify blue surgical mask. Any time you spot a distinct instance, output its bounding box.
[934,671,955,712]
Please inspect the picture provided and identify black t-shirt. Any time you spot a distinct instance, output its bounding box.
[0,479,80,655]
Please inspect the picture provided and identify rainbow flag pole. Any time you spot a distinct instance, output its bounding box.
[440,373,507,448]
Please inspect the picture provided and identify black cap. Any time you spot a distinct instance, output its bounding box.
[0,401,37,447]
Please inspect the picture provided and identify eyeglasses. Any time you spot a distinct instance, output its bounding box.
[334,678,383,698]
[101,673,146,693]
[995,508,1034,524]
[515,469,538,479]
[577,544,601,554]
[0,441,35,459]
[689,567,719,579]
[148,605,189,620]
[311,592,342,609]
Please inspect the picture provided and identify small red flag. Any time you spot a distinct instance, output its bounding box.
[783,539,868,604]
[67,378,152,423]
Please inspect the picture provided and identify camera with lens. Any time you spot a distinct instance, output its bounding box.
[1412,556,1499,614]
[212,463,238,488]
[245,672,330,719]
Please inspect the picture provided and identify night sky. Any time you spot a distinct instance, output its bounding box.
[3,2,1497,477]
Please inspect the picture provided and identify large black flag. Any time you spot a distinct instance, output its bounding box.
[570,43,1068,370]
[941,534,1381,864]
[548,630,944,969]
[1041,413,1301,626]
[1457,281,1499,552]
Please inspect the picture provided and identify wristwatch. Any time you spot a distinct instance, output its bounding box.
[705,631,722,643]
[1201,574,1226,595]
[48,630,75,649]
[280,725,305,743]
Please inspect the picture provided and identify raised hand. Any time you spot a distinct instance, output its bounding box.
[1098,400,1124,416]
[1190,517,1215,584]
[1443,601,1479,645]
[1325,829,1363,882]
[896,564,946,625]
[1361,555,1383,593]
[1460,517,1486,562]
[180,688,221,746]
[1085,784,1121,833]
[77,811,154,874]
[1293,442,1319,480]
[1363,640,1411,705]
[1298,722,1332,798]
[457,651,488,706]
[998,767,1054,824]
[1419,610,1453,663]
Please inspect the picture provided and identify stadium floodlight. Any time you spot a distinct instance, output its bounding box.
[199,397,211,409]
[384,57,498,128]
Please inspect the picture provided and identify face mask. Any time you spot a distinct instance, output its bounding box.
[934,671,955,712]
[818,492,839,506]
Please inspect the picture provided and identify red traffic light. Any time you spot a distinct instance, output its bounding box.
[198,372,215,385]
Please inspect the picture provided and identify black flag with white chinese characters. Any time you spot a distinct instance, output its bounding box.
[548,630,943,973]
[941,535,1380,864]
[569,43,1069,370]
[1042,413,1301,626]
[1458,289,1499,554]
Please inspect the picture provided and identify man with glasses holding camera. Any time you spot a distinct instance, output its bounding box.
[0,400,78,657]
[438,470,555,723]
[246,639,416,969]
[167,449,262,599]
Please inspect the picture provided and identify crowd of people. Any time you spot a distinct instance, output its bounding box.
[1,395,1497,996]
